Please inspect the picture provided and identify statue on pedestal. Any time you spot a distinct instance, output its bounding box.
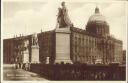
[31,33,39,63]
[57,2,73,28]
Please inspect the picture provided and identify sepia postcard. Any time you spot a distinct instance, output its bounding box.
[1,0,127,83]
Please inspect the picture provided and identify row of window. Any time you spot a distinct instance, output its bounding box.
[96,26,109,35]
[72,33,97,47]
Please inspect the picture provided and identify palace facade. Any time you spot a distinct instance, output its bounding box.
[3,2,124,65]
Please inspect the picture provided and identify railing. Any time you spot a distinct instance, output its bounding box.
[29,64,126,80]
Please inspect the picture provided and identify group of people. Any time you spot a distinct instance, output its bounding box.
[15,63,30,71]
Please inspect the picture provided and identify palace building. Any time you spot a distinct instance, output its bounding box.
[3,2,124,65]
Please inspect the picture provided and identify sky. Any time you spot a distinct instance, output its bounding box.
[3,0,127,49]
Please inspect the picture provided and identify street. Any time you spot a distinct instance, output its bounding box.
[3,64,47,81]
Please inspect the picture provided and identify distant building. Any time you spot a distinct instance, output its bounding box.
[4,35,30,64]
[3,2,124,65]
[4,38,15,64]
[122,50,126,64]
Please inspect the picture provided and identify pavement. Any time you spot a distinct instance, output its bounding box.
[3,64,48,81]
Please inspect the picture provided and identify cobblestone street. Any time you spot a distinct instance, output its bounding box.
[3,64,47,81]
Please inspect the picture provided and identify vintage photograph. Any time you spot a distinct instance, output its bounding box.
[2,0,127,82]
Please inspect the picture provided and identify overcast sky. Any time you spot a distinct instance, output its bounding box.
[3,1,127,49]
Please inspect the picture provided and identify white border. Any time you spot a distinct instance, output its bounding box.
[1,0,128,83]
[126,1,128,82]
[1,0,3,82]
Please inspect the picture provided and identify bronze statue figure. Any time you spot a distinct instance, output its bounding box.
[57,2,73,28]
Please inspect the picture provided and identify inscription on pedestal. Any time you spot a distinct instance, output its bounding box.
[55,28,72,64]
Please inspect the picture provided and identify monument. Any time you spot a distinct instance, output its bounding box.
[22,39,29,63]
[55,2,73,64]
[30,33,40,63]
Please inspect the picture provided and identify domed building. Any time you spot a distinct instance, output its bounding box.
[3,3,124,65]
[86,7,109,36]
[70,6,123,64]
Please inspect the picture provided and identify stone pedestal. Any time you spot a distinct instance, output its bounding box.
[55,27,72,64]
[23,51,29,63]
[31,45,40,63]
[46,57,50,64]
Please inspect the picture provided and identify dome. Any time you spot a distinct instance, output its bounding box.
[86,7,110,36]
[88,14,106,23]
[88,7,107,24]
